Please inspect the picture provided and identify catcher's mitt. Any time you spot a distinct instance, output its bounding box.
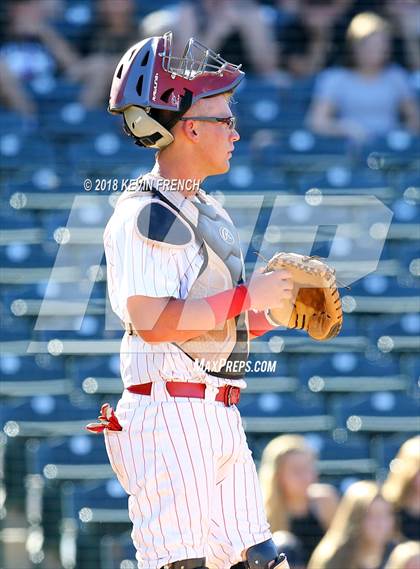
[264,252,343,341]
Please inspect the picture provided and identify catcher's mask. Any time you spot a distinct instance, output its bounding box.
[108,31,244,149]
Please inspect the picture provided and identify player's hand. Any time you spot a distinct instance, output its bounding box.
[246,269,294,312]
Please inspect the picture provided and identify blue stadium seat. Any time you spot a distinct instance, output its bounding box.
[298,352,407,394]
[63,479,128,525]
[204,164,288,194]
[251,130,350,169]
[298,167,389,194]
[101,531,137,569]
[305,433,375,477]
[402,355,420,392]
[350,275,418,297]
[0,110,33,136]
[0,133,55,173]
[5,180,85,200]
[38,313,114,343]
[391,198,419,224]
[72,355,121,396]
[1,395,99,437]
[372,433,417,471]
[42,106,117,139]
[366,313,420,339]
[0,310,32,342]
[61,479,130,569]
[24,435,112,548]
[0,353,70,398]
[364,133,420,171]
[238,392,333,433]
[334,393,419,434]
[67,133,154,177]
[388,242,419,273]
[0,243,56,268]
[0,210,39,231]
[29,435,111,481]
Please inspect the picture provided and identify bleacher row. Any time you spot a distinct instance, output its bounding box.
[1,74,419,569]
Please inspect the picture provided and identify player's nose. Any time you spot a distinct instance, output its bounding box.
[230,127,240,142]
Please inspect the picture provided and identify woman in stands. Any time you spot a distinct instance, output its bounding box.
[307,12,419,143]
[385,542,420,569]
[259,435,338,566]
[383,436,420,542]
[308,480,396,569]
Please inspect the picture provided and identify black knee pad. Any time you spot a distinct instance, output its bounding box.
[161,558,207,569]
[246,539,288,569]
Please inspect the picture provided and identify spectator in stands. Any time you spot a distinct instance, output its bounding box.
[383,436,420,542]
[384,542,420,569]
[307,12,420,142]
[259,434,339,565]
[308,480,396,569]
[0,59,36,117]
[0,0,78,88]
[275,0,353,80]
[68,0,140,108]
[383,0,420,71]
[143,0,278,77]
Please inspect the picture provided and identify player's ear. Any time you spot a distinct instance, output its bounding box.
[180,119,199,143]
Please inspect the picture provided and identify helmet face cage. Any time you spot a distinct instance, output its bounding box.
[109,32,244,148]
[160,31,242,79]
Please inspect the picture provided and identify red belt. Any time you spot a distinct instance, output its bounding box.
[127,382,241,407]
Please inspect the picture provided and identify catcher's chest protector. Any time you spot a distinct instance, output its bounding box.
[123,180,249,380]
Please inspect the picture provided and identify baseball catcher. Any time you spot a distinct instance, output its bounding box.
[86,30,343,569]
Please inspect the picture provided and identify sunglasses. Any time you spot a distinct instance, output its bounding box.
[179,115,237,131]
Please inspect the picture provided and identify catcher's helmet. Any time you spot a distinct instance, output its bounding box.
[109,31,244,149]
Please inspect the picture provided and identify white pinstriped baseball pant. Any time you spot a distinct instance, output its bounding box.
[104,384,271,569]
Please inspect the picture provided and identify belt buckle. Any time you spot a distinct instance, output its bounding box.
[224,386,240,407]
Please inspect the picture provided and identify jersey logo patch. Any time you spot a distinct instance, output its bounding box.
[136,201,193,246]
[219,226,235,245]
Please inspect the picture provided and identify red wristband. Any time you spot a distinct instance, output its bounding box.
[205,284,251,325]
[248,310,277,337]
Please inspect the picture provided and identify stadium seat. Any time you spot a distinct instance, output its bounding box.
[372,433,418,472]
[298,167,390,195]
[364,132,420,171]
[0,133,55,174]
[42,106,118,140]
[24,434,113,557]
[29,435,111,482]
[100,531,137,569]
[72,354,122,396]
[0,353,70,399]
[0,109,33,136]
[298,352,408,394]
[334,393,419,434]
[1,395,99,438]
[238,392,333,433]
[61,480,130,569]
[0,243,56,269]
[251,130,350,170]
[0,310,33,343]
[67,134,154,177]
[305,432,375,478]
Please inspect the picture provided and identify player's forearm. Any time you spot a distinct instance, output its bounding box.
[150,297,219,343]
[127,286,251,343]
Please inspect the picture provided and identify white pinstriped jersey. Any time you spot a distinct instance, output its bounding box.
[103,173,271,569]
[103,173,247,390]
